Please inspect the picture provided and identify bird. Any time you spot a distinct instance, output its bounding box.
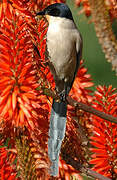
[36,3,82,177]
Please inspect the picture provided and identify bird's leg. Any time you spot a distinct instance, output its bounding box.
[58,90,66,102]
[58,82,70,102]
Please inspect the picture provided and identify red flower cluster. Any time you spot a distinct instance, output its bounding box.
[1,0,117,179]
[74,0,117,19]
[74,0,91,16]
[0,142,17,180]
[10,0,65,14]
[0,0,70,179]
[59,157,83,180]
[106,0,117,19]
[0,0,52,131]
[0,1,51,178]
[90,85,117,178]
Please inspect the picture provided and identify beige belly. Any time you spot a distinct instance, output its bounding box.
[46,19,77,93]
[47,35,76,81]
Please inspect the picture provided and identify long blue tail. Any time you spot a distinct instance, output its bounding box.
[48,99,67,176]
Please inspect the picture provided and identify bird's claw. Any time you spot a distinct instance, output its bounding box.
[58,90,66,102]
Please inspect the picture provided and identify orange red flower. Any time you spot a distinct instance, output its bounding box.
[90,85,117,178]
[0,1,51,130]
[0,141,18,180]
[74,0,117,18]
[1,0,117,179]
[59,157,83,180]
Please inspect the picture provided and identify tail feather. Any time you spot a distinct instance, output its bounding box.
[48,99,67,176]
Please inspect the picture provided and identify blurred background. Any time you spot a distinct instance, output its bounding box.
[67,0,117,90]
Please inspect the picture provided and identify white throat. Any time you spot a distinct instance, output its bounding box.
[48,16,76,31]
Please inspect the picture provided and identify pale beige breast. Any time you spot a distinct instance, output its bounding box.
[46,16,81,93]
[47,19,77,77]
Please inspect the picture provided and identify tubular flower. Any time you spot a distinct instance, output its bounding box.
[9,0,66,14]
[0,1,51,130]
[90,85,117,179]
[59,157,83,180]
[105,0,117,19]
[74,0,117,19]
[74,0,91,16]
[0,143,18,180]
[28,0,66,12]
[15,132,50,180]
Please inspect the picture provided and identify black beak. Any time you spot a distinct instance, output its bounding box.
[36,10,45,16]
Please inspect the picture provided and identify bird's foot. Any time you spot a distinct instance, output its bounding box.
[58,90,66,102]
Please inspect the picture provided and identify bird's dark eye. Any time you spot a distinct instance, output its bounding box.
[48,8,60,16]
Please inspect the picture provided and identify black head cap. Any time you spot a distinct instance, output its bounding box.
[36,3,73,20]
